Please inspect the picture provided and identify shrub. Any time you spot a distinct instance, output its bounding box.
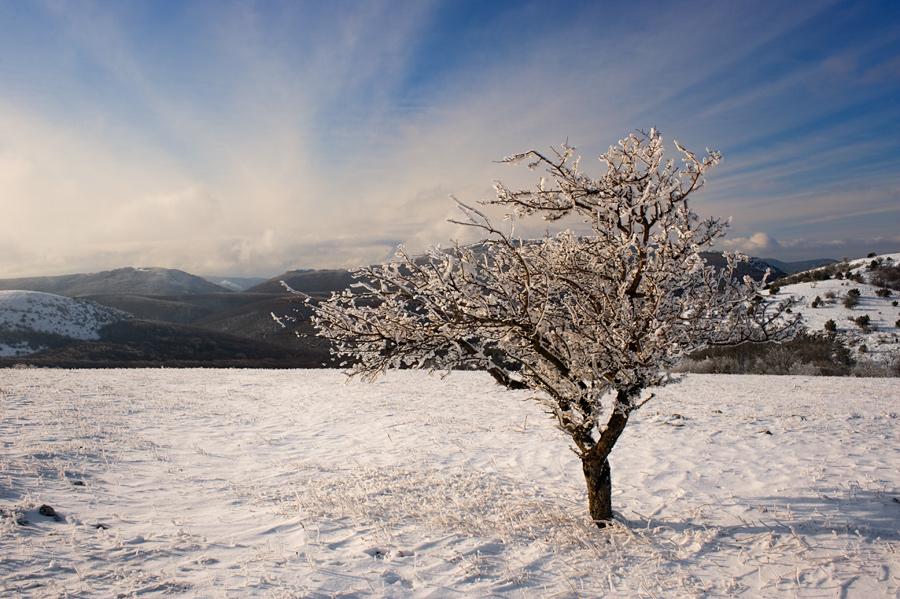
[854,314,871,331]
[682,331,851,376]
[876,288,892,298]
[811,296,823,308]
[858,344,868,353]
[824,319,837,333]
[852,360,894,378]
[867,252,877,258]
[843,289,861,309]
[870,263,900,291]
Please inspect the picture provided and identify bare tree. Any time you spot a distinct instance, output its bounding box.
[303,129,800,527]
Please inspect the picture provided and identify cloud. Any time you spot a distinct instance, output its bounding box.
[92,185,222,243]
[716,232,900,261]
[717,232,783,256]
[0,1,897,277]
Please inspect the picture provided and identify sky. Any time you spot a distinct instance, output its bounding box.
[1,0,898,278]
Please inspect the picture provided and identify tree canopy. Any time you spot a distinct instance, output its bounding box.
[302,129,800,525]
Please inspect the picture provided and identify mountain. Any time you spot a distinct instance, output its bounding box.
[696,252,785,280]
[0,291,131,357]
[245,269,357,296]
[83,293,277,324]
[762,257,839,275]
[5,252,893,371]
[0,267,231,297]
[202,276,270,292]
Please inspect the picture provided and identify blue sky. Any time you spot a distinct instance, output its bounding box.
[1,0,898,277]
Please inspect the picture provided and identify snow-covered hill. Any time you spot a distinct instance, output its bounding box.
[768,253,900,365]
[0,291,131,356]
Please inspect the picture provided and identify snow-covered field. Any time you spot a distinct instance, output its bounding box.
[1,369,898,598]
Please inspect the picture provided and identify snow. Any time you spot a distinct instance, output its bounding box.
[2,369,898,597]
[0,291,131,356]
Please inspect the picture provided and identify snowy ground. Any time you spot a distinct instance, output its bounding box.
[1,369,898,598]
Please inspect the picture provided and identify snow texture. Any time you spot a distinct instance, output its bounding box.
[1,369,897,597]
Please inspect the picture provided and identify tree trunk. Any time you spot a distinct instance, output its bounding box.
[582,451,613,527]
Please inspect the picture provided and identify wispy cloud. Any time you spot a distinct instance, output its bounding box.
[0,0,897,277]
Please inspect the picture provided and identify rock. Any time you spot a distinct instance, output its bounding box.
[39,504,61,521]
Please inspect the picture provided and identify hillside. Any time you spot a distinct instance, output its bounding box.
[0,291,131,357]
[0,319,328,368]
[769,253,900,364]
[681,253,900,375]
[83,292,276,324]
[0,267,230,297]
[245,268,357,296]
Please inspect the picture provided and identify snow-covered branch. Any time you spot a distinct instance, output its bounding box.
[309,130,799,526]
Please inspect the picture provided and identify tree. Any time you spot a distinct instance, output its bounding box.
[304,129,800,527]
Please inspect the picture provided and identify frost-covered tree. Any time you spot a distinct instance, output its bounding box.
[304,130,800,527]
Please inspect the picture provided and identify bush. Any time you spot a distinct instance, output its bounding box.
[681,331,852,376]
[876,288,892,298]
[854,314,871,331]
[811,296,823,308]
[843,289,861,309]
[870,263,900,290]
[851,360,895,378]
[824,319,837,333]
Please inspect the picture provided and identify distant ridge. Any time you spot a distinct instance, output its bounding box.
[202,276,270,292]
[697,252,785,281]
[762,257,839,275]
[245,269,357,296]
[0,267,231,297]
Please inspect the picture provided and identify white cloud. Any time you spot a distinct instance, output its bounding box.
[717,232,783,256]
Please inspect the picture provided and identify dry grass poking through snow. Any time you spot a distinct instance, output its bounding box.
[0,369,898,598]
